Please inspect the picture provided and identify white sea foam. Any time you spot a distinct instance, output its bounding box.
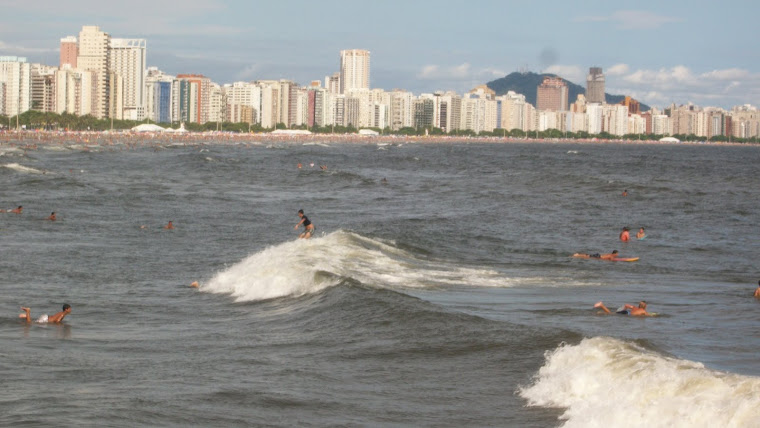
[3,163,44,174]
[519,337,760,428]
[0,147,25,156]
[203,230,529,302]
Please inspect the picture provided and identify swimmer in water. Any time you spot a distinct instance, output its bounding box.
[165,221,174,230]
[294,209,315,239]
[594,301,649,316]
[573,250,619,260]
[622,189,628,196]
[10,205,23,214]
[19,304,72,323]
[636,227,646,239]
[47,212,56,221]
[619,227,630,242]
[754,281,760,298]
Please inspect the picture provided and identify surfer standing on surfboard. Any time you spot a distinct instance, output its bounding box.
[294,209,315,239]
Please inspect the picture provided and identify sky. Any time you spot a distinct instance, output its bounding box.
[1,0,758,109]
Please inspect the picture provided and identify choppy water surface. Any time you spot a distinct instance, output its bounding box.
[1,141,759,427]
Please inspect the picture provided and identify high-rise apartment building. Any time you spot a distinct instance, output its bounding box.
[177,74,211,124]
[60,36,78,69]
[586,67,605,104]
[224,81,261,125]
[30,63,57,112]
[110,38,147,120]
[536,77,568,111]
[339,49,370,94]
[145,67,176,124]
[77,25,110,118]
[55,68,95,116]
[325,72,341,94]
[0,56,31,117]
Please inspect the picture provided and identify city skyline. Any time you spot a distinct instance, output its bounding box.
[0,1,758,110]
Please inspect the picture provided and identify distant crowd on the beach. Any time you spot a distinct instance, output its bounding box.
[1,128,754,149]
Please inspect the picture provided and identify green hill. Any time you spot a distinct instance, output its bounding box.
[486,71,649,111]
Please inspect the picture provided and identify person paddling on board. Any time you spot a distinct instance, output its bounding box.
[19,304,72,323]
[573,250,618,260]
[294,209,315,239]
[594,301,650,316]
[2,205,23,214]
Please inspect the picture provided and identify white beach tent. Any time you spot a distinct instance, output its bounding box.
[132,123,167,132]
[659,137,681,143]
[271,129,312,135]
[165,124,188,133]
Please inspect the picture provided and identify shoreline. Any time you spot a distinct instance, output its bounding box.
[0,129,756,148]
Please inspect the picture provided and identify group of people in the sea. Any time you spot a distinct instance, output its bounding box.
[6,165,757,324]
[1,205,57,221]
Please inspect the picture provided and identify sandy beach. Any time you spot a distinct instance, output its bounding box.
[0,129,755,149]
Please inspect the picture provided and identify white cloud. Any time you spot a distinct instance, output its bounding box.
[544,65,584,83]
[608,65,760,108]
[702,68,750,81]
[576,10,682,30]
[417,63,472,80]
[417,63,507,83]
[452,63,471,78]
[0,40,57,54]
[482,67,507,78]
[606,63,629,76]
[418,65,439,79]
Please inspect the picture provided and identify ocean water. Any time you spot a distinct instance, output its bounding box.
[1,140,759,427]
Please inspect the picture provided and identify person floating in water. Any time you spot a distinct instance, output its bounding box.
[165,221,174,230]
[594,301,650,316]
[636,227,646,239]
[47,212,57,221]
[619,227,630,242]
[294,209,315,239]
[19,304,72,323]
[573,250,619,260]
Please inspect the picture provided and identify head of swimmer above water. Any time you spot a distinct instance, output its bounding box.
[638,301,647,309]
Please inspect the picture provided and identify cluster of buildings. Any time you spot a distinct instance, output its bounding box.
[0,25,758,139]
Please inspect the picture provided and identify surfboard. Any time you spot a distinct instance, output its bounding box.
[612,257,639,262]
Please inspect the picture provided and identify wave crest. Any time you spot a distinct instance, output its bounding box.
[519,337,760,428]
[202,230,508,302]
[3,163,45,174]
